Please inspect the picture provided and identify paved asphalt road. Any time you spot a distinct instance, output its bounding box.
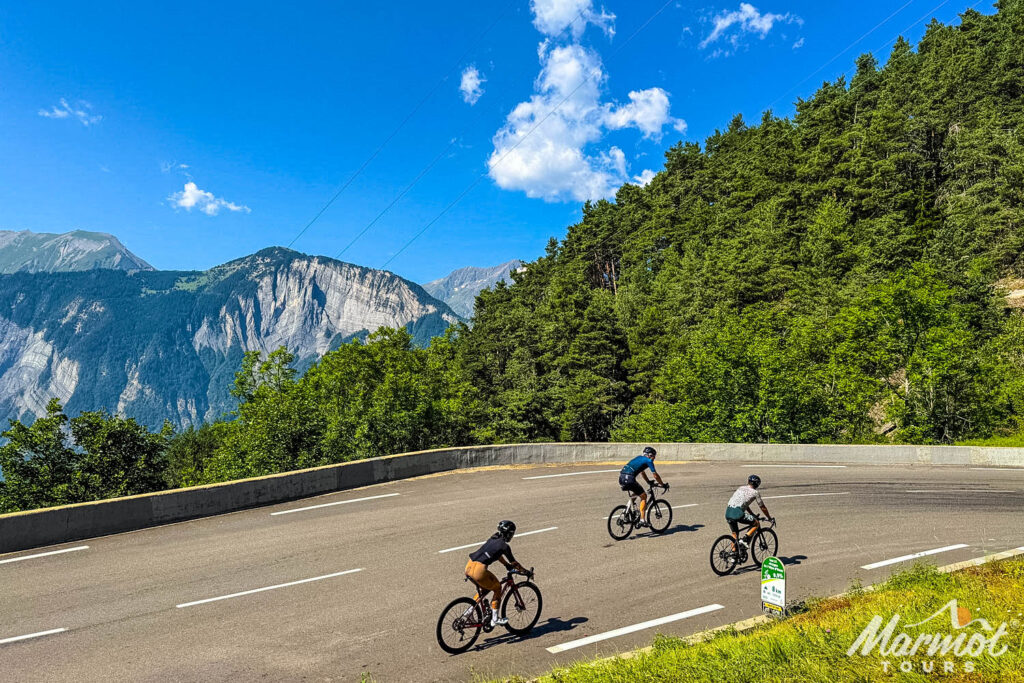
[1,461,1022,681]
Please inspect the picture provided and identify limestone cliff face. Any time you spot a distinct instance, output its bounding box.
[0,248,458,429]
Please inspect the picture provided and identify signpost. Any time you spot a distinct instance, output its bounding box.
[761,556,786,616]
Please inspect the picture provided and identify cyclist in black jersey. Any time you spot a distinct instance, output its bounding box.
[464,520,528,627]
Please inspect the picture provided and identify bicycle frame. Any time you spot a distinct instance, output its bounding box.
[461,570,530,628]
[625,484,661,511]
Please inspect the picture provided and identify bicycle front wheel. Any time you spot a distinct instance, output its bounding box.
[436,597,481,654]
[750,529,779,567]
[607,504,634,540]
[646,499,673,534]
[709,535,740,576]
[501,582,542,634]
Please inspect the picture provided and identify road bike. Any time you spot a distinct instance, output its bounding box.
[607,483,672,540]
[435,567,542,654]
[709,516,778,576]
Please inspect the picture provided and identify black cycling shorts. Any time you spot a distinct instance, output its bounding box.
[725,506,756,533]
[619,472,644,496]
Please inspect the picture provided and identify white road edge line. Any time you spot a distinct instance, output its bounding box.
[969,468,1023,471]
[0,628,67,645]
[861,544,969,570]
[741,465,847,468]
[546,604,725,653]
[271,493,400,516]
[905,490,1017,493]
[603,503,698,520]
[763,492,850,499]
[176,568,364,608]
[523,470,619,480]
[438,527,558,554]
[0,546,89,565]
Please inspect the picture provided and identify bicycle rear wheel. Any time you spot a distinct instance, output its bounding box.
[709,535,740,576]
[750,529,779,567]
[607,504,634,540]
[646,499,673,533]
[436,598,482,654]
[501,582,542,634]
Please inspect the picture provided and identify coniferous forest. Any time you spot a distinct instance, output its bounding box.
[3,3,1024,511]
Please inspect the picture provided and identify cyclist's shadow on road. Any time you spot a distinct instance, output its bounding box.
[733,554,808,575]
[470,616,589,652]
[604,523,705,547]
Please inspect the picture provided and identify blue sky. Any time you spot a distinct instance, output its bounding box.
[0,0,986,283]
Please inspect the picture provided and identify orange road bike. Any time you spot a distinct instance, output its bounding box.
[435,567,542,653]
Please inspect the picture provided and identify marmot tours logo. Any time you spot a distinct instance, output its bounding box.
[846,599,1014,674]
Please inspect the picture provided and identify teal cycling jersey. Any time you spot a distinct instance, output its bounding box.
[621,455,656,477]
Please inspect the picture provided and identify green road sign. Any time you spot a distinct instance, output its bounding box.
[761,556,786,615]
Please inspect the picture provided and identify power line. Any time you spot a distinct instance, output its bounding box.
[587,0,955,267]
[380,0,679,269]
[617,0,981,306]
[284,0,517,250]
[335,9,591,261]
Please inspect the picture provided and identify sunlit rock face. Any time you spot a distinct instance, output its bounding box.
[0,247,458,429]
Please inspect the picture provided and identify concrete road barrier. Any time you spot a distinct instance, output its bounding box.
[2,442,1022,554]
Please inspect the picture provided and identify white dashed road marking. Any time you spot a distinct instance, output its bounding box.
[437,527,558,554]
[0,629,66,645]
[861,544,968,570]
[763,492,850,499]
[270,493,400,516]
[523,470,619,480]
[0,546,89,565]
[546,604,725,653]
[176,569,364,608]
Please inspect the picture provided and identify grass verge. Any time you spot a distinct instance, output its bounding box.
[506,559,1024,682]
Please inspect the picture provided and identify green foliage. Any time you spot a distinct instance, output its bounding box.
[512,559,1024,683]
[0,400,167,512]
[6,3,1024,512]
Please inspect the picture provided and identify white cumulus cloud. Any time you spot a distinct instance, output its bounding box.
[168,182,250,216]
[633,169,657,186]
[460,66,485,105]
[700,3,799,51]
[606,88,687,139]
[530,0,615,39]
[488,43,683,202]
[38,98,102,126]
[793,37,804,49]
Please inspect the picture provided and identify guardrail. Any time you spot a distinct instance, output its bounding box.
[1,442,1022,554]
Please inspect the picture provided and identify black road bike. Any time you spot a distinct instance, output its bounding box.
[709,516,778,576]
[607,483,672,540]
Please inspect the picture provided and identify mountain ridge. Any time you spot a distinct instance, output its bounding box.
[0,247,459,430]
[0,229,153,273]
[423,259,524,318]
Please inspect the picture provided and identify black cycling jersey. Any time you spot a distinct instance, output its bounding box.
[469,535,517,566]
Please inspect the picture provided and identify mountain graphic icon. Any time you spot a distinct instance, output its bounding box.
[906,600,992,631]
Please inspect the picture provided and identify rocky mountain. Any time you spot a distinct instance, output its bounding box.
[0,230,153,273]
[0,247,458,430]
[422,259,523,318]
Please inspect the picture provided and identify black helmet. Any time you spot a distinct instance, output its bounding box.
[497,520,516,541]
[643,446,657,458]
[748,474,761,489]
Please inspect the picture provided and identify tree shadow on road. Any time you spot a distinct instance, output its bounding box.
[733,554,808,575]
[470,616,589,651]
